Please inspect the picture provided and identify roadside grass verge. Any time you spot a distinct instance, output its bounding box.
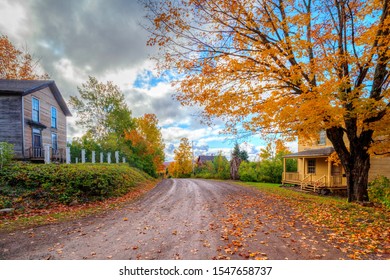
[0,180,157,232]
[236,181,390,259]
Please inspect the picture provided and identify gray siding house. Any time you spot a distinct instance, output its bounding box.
[0,79,72,162]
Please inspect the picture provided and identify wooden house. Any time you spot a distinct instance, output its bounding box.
[0,79,72,162]
[282,131,390,192]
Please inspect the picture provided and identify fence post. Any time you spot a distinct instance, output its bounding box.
[122,157,126,163]
[100,152,103,163]
[66,147,71,164]
[76,157,78,164]
[107,152,111,164]
[115,151,119,163]
[44,145,51,164]
[92,151,96,163]
[81,149,86,163]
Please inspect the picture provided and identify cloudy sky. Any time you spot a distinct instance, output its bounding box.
[0,0,295,161]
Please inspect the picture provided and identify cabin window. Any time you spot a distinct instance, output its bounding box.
[51,107,57,128]
[32,98,40,122]
[51,133,58,151]
[318,130,326,145]
[308,159,316,174]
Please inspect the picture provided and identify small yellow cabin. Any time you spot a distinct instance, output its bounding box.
[282,131,390,192]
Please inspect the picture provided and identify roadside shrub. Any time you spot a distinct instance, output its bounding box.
[0,162,151,208]
[238,161,260,182]
[368,175,390,208]
[0,142,14,169]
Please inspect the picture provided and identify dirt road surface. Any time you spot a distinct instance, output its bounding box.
[0,179,347,260]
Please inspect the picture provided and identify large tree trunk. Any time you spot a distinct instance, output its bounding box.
[345,153,370,202]
[327,127,371,202]
[230,156,242,180]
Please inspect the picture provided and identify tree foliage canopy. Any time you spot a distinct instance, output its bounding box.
[145,0,390,202]
[0,34,48,79]
[170,137,193,177]
[69,78,165,177]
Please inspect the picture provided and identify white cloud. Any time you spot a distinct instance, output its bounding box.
[0,1,27,42]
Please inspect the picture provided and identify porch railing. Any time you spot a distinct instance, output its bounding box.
[330,175,344,186]
[284,172,300,182]
[313,175,327,192]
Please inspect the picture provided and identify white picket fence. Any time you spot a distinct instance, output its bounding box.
[45,147,126,164]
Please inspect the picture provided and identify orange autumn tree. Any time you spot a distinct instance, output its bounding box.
[0,35,48,79]
[125,113,165,177]
[145,0,390,202]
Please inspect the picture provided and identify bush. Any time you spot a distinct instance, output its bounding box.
[368,175,390,208]
[0,162,151,208]
[238,161,260,182]
[0,142,14,169]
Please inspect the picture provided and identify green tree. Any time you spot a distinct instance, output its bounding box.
[230,143,248,180]
[69,76,135,143]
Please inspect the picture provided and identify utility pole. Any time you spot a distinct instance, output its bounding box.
[192,140,195,174]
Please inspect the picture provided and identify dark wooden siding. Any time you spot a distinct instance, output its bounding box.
[0,95,23,158]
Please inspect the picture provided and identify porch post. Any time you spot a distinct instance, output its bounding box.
[81,149,86,163]
[327,158,332,187]
[107,152,111,164]
[44,145,50,164]
[115,151,119,163]
[283,157,286,182]
[66,147,71,164]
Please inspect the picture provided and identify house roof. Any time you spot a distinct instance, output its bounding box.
[197,155,228,162]
[0,79,72,116]
[197,155,216,162]
[283,146,335,158]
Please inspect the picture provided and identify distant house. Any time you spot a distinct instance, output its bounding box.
[0,79,72,162]
[196,155,227,166]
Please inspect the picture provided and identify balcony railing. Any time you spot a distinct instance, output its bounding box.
[25,147,65,162]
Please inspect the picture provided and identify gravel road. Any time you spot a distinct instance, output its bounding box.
[0,179,347,260]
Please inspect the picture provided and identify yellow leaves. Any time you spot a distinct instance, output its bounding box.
[169,137,193,177]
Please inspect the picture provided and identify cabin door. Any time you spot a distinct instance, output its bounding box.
[331,164,342,185]
[32,128,42,157]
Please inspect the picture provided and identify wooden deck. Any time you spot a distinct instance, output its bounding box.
[283,172,347,194]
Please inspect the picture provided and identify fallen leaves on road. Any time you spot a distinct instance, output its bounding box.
[232,182,390,260]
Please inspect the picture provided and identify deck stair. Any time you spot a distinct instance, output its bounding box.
[313,175,327,192]
[300,175,312,192]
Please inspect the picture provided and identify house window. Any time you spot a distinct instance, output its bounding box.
[51,107,57,128]
[318,130,326,145]
[32,98,40,122]
[308,159,316,174]
[51,133,58,151]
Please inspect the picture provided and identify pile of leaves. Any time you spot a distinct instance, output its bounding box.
[0,162,152,210]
